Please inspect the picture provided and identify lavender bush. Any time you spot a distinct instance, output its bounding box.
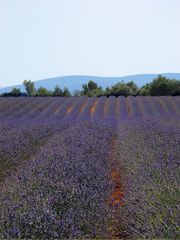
[115,117,180,238]
[0,96,179,239]
[0,121,116,238]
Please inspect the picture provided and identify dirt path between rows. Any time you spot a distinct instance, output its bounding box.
[107,136,128,239]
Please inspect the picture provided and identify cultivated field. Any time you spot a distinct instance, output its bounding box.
[0,96,179,122]
[0,96,179,239]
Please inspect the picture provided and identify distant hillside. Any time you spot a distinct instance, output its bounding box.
[1,73,180,94]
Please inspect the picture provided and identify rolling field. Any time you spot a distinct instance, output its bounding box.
[0,96,179,239]
[0,96,179,122]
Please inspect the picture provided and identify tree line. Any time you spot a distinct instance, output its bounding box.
[1,75,180,97]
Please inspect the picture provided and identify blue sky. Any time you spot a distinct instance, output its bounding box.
[0,0,180,87]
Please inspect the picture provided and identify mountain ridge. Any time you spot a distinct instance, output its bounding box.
[1,73,180,93]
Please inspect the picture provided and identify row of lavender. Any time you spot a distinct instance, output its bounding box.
[0,121,116,238]
[0,97,179,238]
[114,118,180,239]
[0,116,179,238]
[0,96,179,121]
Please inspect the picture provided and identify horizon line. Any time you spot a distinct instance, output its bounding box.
[1,72,180,89]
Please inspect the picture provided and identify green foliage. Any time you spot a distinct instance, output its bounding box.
[81,80,103,96]
[126,81,139,94]
[62,87,71,97]
[88,87,104,97]
[23,80,36,96]
[11,88,21,97]
[140,83,151,96]
[87,80,98,91]
[52,85,63,97]
[52,85,71,97]
[1,76,179,97]
[105,81,138,97]
[1,88,26,97]
[141,75,180,96]
[35,87,51,97]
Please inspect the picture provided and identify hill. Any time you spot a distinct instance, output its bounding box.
[0,73,180,94]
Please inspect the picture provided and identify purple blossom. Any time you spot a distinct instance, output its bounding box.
[0,96,179,238]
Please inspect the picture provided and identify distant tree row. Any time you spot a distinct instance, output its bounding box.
[1,75,180,97]
[1,81,71,97]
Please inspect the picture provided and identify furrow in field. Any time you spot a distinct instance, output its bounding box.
[105,96,116,120]
[144,96,158,116]
[53,97,77,120]
[0,98,15,113]
[138,96,155,118]
[19,98,51,120]
[0,122,114,239]
[64,97,80,117]
[34,97,56,119]
[160,96,177,116]
[0,123,54,182]
[167,97,180,116]
[158,96,171,115]
[125,97,133,118]
[128,96,143,118]
[0,98,29,119]
[53,98,69,115]
[107,137,125,239]
[79,97,98,120]
[135,96,147,117]
[65,97,88,121]
[40,97,66,119]
[4,98,39,120]
[150,97,168,116]
[92,96,107,120]
[116,96,128,120]
[90,97,98,118]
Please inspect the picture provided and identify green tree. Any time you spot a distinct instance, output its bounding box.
[35,87,51,97]
[173,85,180,95]
[105,87,111,96]
[126,81,139,95]
[23,80,36,96]
[87,80,98,91]
[162,78,180,96]
[81,84,89,95]
[10,88,22,97]
[87,87,104,97]
[62,87,71,97]
[2,88,23,97]
[53,85,63,96]
[140,75,180,96]
[149,75,169,96]
[105,81,138,97]
[81,80,102,96]
[140,83,151,96]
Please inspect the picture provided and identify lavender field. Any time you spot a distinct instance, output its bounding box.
[0,96,179,239]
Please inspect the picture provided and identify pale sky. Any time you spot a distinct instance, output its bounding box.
[0,0,180,87]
